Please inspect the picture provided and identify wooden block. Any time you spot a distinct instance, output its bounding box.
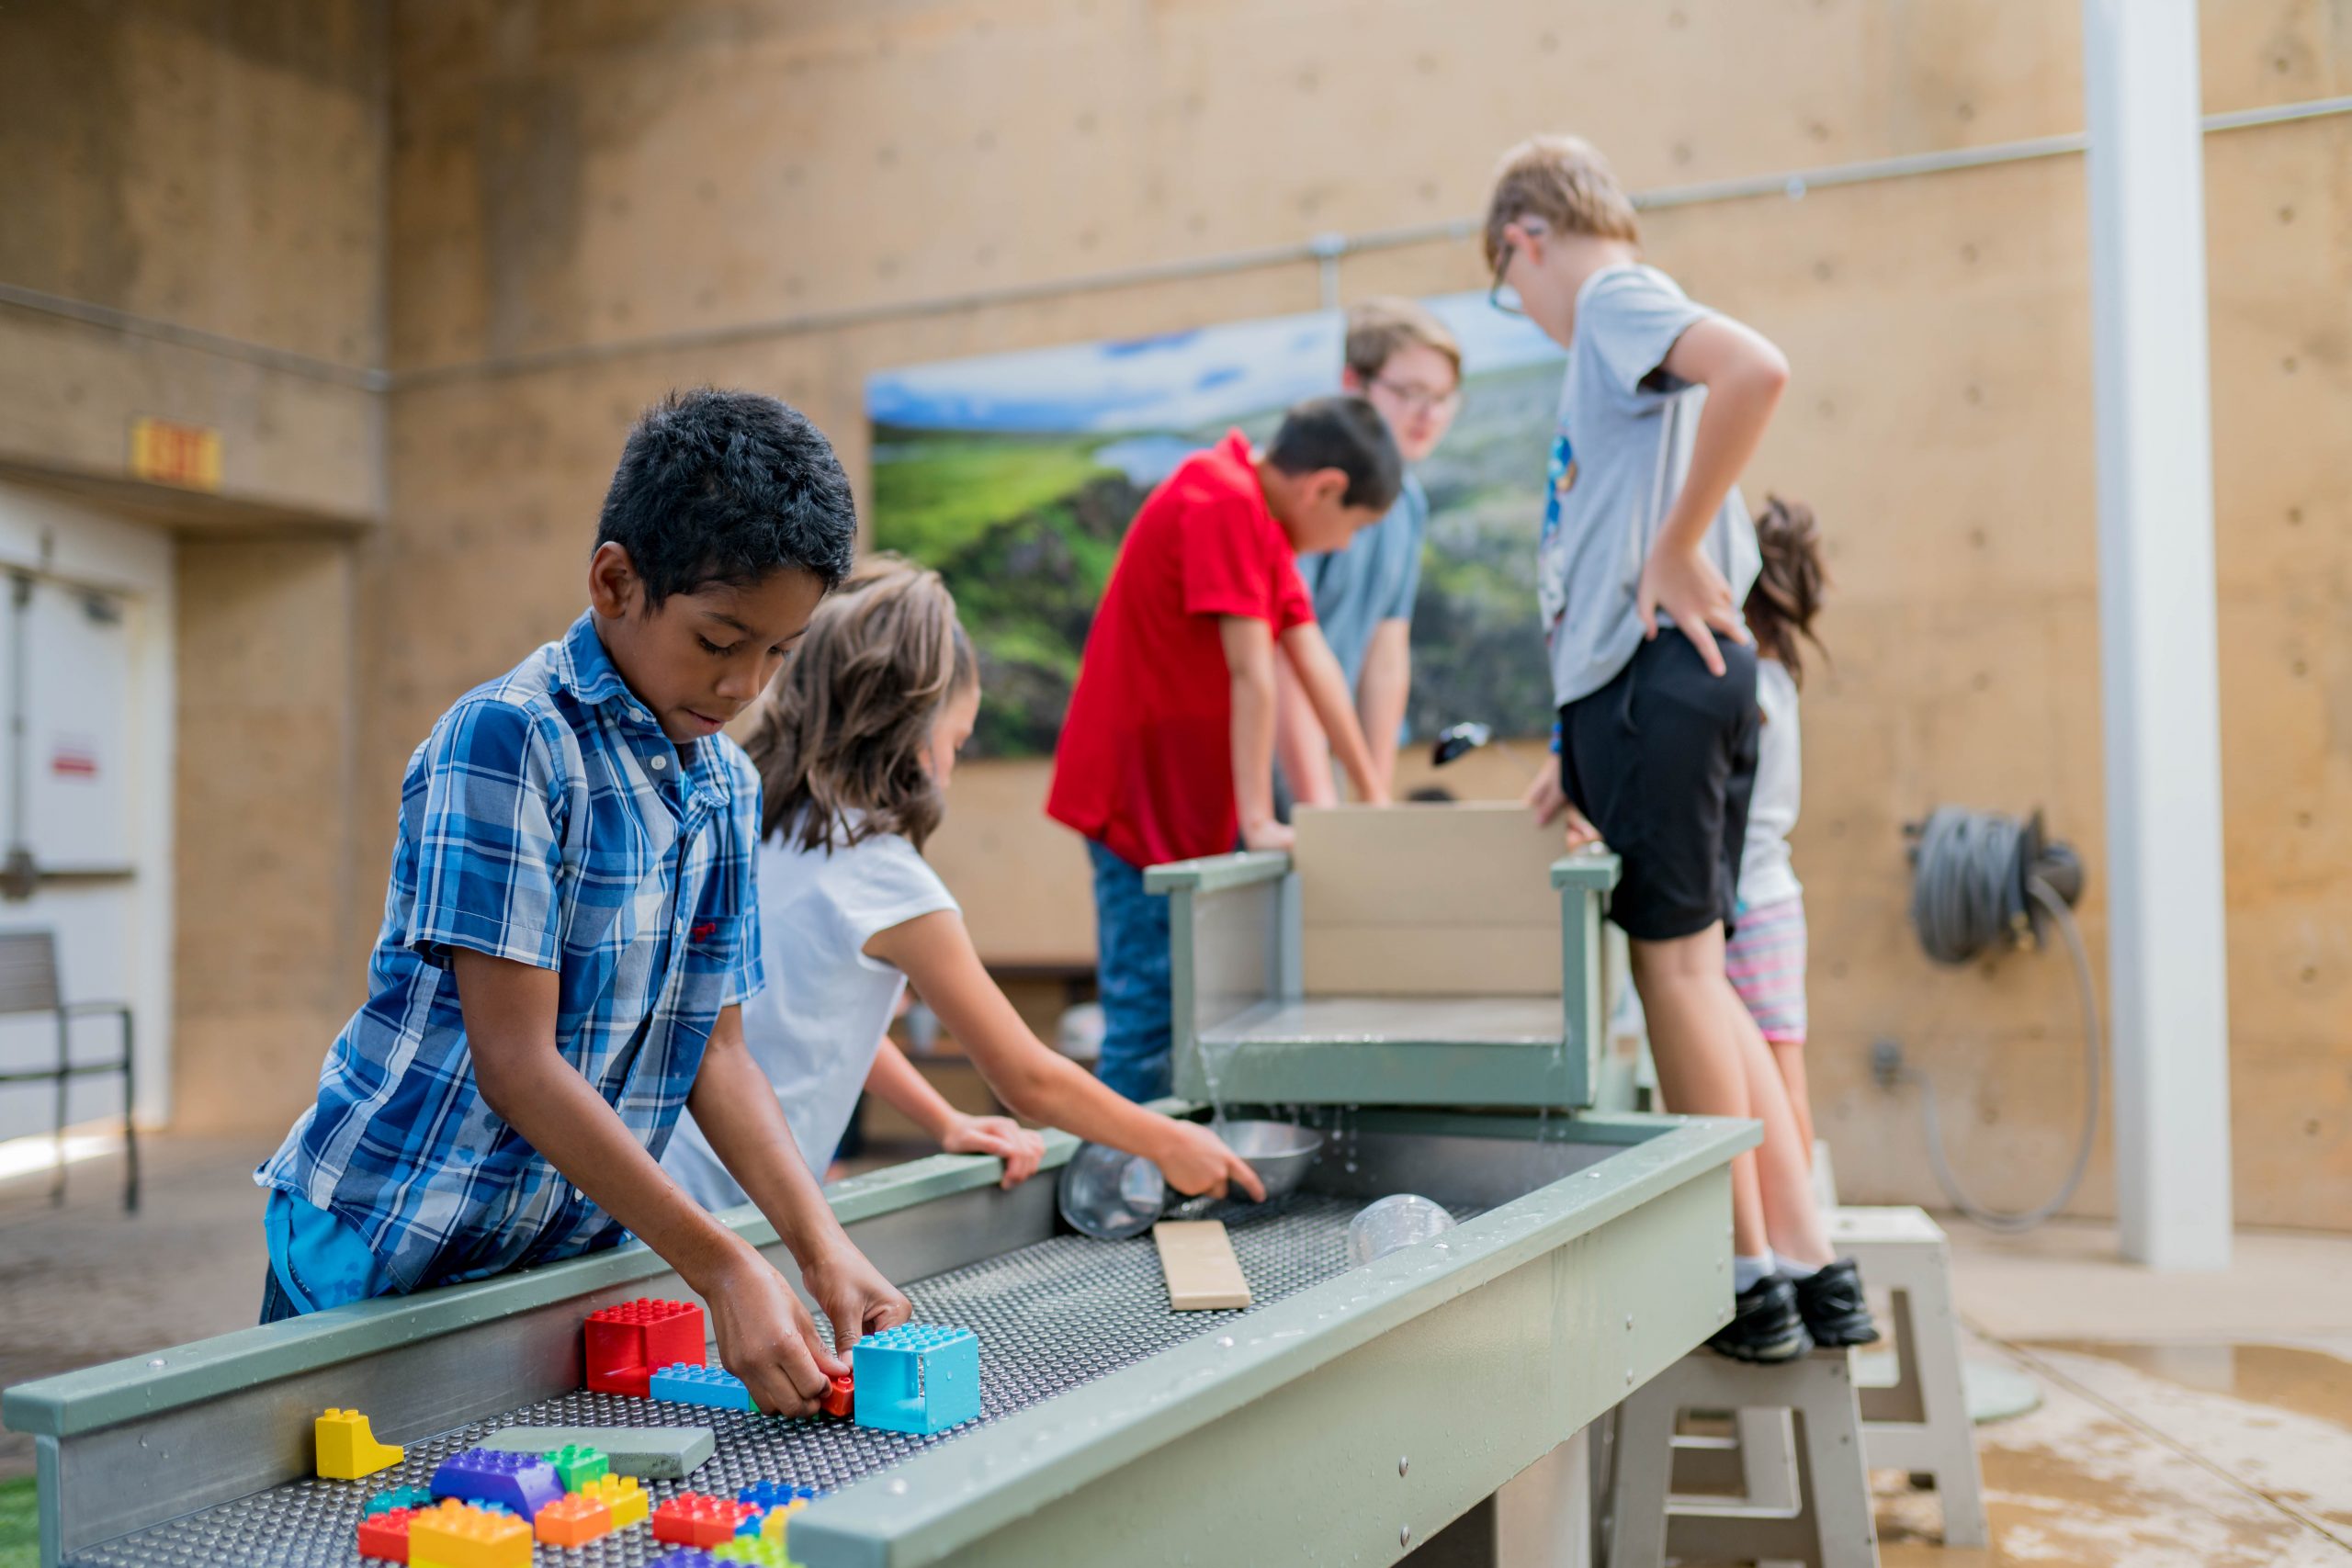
[1301,924,1562,998]
[482,1426,714,1480]
[1293,803,1564,930]
[1152,1221,1253,1311]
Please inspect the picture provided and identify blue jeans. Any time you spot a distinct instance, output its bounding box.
[1088,840,1172,1103]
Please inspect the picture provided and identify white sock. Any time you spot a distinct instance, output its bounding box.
[1779,1255,1825,1280]
[1733,1253,1773,1292]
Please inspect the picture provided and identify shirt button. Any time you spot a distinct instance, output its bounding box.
[650,753,668,772]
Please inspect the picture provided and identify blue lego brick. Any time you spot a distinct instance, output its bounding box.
[426,1447,564,1518]
[650,1361,757,1412]
[851,1323,981,1436]
[645,1552,718,1568]
[736,1481,823,1510]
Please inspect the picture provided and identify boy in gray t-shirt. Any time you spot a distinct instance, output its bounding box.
[1484,133,1875,1364]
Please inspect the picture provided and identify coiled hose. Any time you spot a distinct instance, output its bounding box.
[1898,807,2103,1234]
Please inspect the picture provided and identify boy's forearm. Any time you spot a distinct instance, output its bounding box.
[457,951,752,1290]
[1229,669,1278,831]
[1284,626,1387,805]
[1272,655,1338,807]
[688,1028,857,1264]
[1219,617,1280,834]
[1357,621,1410,796]
[863,1036,963,1145]
[1659,372,1782,550]
[1658,320,1790,553]
[474,1025,749,1288]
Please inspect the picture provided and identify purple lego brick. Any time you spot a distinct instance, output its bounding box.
[426,1446,564,1519]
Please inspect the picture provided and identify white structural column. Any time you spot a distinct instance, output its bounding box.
[2081,0,2233,1269]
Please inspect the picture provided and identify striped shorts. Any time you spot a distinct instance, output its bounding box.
[1726,894,1808,1045]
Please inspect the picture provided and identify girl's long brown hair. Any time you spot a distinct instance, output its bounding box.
[1745,495,1828,687]
[741,554,976,853]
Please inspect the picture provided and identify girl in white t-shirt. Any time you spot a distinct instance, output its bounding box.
[663,557,1261,1213]
[1725,497,1828,1156]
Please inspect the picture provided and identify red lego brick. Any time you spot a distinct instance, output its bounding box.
[651,1492,758,1549]
[821,1372,854,1418]
[583,1298,706,1398]
[356,1506,413,1562]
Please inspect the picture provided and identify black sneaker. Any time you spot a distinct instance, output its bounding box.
[1792,1258,1881,1348]
[1706,1275,1814,1363]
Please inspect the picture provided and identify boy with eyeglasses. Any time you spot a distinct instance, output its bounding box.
[1275,299,1464,805]
[1483,134,1876,1363]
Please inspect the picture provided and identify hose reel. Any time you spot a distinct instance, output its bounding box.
[1879,807,2102,1234]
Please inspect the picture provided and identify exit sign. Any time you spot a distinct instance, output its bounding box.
[130,416,222,492]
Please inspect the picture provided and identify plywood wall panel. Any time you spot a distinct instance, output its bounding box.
[0,0,388,367]
[386,0,2085,373]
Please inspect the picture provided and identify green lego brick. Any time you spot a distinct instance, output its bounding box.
[543,1442,609,1491]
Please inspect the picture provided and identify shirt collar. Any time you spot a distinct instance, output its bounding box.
[555,612,642,713]
[554,611,733,807]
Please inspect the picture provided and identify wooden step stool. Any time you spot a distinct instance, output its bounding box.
[1609,1347,1877,1568]
[1827,1205,1988,1548]
[1663,1208,1987,1551]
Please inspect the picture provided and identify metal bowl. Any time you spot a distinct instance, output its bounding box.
[1216,1119,1325,1202]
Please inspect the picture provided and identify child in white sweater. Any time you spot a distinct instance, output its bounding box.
[663,557,1259,1212]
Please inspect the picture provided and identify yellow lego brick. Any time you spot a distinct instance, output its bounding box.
[313,1408,405,1481]
[580,1472,649,1529]
[760,1497,808,1540]
[407,1498,531,1568]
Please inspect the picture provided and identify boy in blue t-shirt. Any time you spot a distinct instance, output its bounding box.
[255,389,909,1416]
[1277,298,1464,803]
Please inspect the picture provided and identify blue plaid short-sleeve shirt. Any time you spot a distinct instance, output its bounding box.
[257,612,765,1293]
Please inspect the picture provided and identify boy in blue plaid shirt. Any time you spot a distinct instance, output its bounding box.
[256,389,909,1416]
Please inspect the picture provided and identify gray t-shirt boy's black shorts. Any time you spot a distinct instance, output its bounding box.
[1558,633,1759,942]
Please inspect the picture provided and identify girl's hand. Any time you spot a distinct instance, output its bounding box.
[1158,1121,1267,1202]
[797,1237,912,1357]
[941,1113,1046,1188]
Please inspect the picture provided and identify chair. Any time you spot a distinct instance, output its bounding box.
[0,929,137,1209]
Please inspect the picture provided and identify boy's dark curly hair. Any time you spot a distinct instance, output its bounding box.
[1747,495,1828,687]
[595,388,857,604]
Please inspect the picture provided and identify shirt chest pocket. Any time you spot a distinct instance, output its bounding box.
[685,911,750,969]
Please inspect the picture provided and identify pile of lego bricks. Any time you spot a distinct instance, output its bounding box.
[65,1193,1393,1567]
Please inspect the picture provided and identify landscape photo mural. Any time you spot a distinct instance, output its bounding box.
[865,291,1566,759]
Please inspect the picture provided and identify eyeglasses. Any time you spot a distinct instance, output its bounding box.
[1488,218,1545,317]
[1370,377,1463,416]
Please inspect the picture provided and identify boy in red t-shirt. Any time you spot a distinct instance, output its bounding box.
[1049,396,1401,1100]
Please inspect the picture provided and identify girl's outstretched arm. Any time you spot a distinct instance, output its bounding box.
[860,1034,1044,1188]
[863,911,1265,1201]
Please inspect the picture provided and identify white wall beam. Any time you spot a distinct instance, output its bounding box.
[2082,0,2233,1269]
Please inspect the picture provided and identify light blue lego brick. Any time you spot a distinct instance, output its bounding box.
[649,1361,756,1413]
[851,1323,981,1436]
